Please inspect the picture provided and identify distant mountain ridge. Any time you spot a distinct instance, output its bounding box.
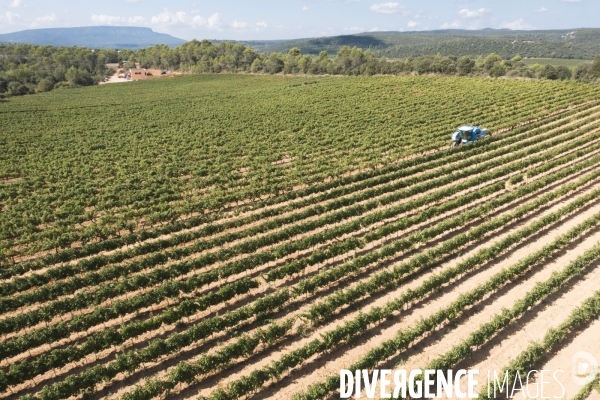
[0,26,186,49]
[2,26,600,59]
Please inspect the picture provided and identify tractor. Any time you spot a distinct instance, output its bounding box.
[451,125,490,147]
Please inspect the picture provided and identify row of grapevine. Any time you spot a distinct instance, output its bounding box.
[292,213,600,400]
[4,98,598,281]
[16,161,600,400]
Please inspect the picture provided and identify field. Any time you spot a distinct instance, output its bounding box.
[521,58,591,70]
[1,74,600,400]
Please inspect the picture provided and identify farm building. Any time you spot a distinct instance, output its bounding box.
[126,68,153,81]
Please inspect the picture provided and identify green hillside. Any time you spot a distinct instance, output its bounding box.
[248,28,600,59]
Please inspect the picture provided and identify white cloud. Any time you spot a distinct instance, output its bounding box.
[302,6,309,11]
[128,16,145,24]
[28,12,58,27]
[256,21,267,29]
[0,11,21,24]
[499,18,533,30]
[188,11,220,29]
[9,0,23,8]
[440,21,461,29]
[231,20,248,29]
[535,7,548,12]
[407,20,419,27]
[207,13,221,28]
[369,27,380,32]
[91,14,145,25]
[91,9,225,32]
[343,26,364,32]
[91,14,125,24]
[151,10,186,25]
[458,8,491,18]
[35,13,56,23]
[370,2,411,15]
[412,10,428,19]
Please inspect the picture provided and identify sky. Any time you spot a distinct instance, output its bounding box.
[0,0,598,40]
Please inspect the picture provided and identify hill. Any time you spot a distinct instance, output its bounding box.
[248,28,600,59]
[0,26,186,49]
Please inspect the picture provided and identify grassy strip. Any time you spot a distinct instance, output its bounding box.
[0,175,507,313]
[9,149,594,400]
[0,171,576,391]
[527,139,600,178]
[268,124,600,282]
[571,382,595,400]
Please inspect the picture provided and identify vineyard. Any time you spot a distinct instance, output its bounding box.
[1,74,600,400]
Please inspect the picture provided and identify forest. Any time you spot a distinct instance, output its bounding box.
[256,29,600,59]
[1,39,600,97]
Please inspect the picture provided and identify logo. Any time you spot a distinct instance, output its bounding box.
[572,351,599,386]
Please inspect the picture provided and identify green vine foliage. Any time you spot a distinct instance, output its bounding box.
[2,76,600,400]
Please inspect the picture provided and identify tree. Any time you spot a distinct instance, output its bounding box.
[574,63,594,82]
[317,51,329,61]
[432,57,456,75]
[484,53,503,71]
[555,65,572,80]
[250,58,263,73]
[591,55,600,78]
[65,66,82,86]
[457,56,475,76]
[242,48,258,68]
[37,78,55,93]
[298,55,312,74]
[264,53,284,74]
[414,57,433,75]
[540,65,558,80]
[7,81,29,95]
[123,60,137,70]
[489,63,507,78]
[511,54,523,62]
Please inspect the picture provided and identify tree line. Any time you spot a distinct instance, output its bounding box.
[1,39,600,97]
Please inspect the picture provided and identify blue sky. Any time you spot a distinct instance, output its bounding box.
[0,0,598,40]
